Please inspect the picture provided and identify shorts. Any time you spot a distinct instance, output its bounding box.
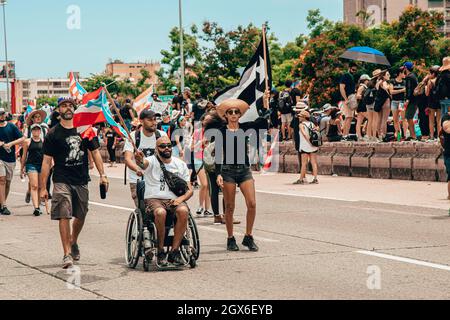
[144,198,188,215]
[0,160,15,181]
[391,100,404,111]
[51,183,89,221]
[221,165,253,185]
[300,150,318,155]
[445,155,450,182]
[342,102,355,118]
[405,101,418,120]
[26,164,42,174]
[130,182,138,207]
[281,113,293,124]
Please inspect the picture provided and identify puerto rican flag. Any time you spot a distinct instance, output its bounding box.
[74,89,128,140]
[69,72,87,101]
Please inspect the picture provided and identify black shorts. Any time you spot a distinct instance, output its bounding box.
[221,165,253,185]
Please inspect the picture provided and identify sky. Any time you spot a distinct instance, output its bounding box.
[2,0,343,79]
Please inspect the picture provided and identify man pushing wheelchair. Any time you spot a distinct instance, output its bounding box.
[134,136,194,267]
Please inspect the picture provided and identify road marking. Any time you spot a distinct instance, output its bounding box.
[10,192,280,243]
[256,190,358,202]
[198,225,279,243]
[356,250,450,272]
[343,206,435,218]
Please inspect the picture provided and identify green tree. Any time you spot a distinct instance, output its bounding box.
[36,96,59,108]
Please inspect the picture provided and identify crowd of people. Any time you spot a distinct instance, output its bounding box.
[0,85,274,269]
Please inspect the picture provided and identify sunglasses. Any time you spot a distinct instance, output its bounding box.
[226,109,241,115]
[158,144,173,150]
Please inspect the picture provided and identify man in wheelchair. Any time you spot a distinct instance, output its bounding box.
[134,136,193,267]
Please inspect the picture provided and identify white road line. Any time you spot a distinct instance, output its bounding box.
[356,250,450,272]
[343,206,435,218]
[198,225,279,243]
[256,190,358,203]
[11,192,280,243]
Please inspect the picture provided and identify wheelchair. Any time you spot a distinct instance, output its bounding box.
[125,180,200,271]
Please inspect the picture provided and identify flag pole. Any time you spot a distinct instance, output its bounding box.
[101,84,137,151]
[262,24,270,106]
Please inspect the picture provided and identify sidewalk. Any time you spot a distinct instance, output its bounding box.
[96,164,449,211]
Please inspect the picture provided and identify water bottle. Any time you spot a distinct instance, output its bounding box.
[397,132,402,142]
[143,227,151,249]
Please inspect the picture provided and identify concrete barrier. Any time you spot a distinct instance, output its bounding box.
[412,142,441,182]
[332,142,355,177]
[370,143,395,179]
[283,147,300,174]
[317,143,336,175]
[391,142,417,180]
[437,154,447,182]
[350,143,374,178]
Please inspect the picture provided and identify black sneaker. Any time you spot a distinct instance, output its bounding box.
[1,207,11,216]
[204,210,213,217]
[157,251,168,267]
[71,243,80,261]
[227,237,239,251]
[168,250,185,266]
[242,235,259,252]
[33,208,41,217]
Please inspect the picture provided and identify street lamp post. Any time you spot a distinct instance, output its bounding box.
[179,0,185,92]
[0,0,9,111]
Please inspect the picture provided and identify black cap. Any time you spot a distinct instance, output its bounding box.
[139,108,156,120]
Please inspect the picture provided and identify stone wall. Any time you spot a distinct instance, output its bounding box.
[104,141,447,182]
[275,141,446,182]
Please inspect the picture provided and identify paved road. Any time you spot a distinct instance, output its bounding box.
[1,168,450,300]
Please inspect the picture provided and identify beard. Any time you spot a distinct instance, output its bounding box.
[61,111,74,120]
[159,150,172,159]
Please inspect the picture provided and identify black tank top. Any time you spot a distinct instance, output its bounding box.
[327,122,339,138]
[26,139,44,166]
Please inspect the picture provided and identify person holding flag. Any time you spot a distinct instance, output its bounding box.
[40,97,109,269]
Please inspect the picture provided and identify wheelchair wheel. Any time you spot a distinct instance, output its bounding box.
[125,210,143,269]
[188,213,200,260]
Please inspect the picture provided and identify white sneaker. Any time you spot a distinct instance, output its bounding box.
[196,207,205,216]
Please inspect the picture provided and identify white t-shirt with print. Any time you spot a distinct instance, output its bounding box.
[143,155,190,200]
[123,130,167,183]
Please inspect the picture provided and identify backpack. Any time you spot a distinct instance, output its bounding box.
[306,122,322,148]
[363,87,377,106]
[203,141,216,173]
[436,73,449,100]
[278,90,293,114]
[135,130,162,157]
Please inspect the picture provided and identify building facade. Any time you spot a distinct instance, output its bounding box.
[344,0,450,35]
[105,60,160,84]
[15,77,85,107]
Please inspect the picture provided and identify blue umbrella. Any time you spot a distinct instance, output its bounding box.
[340,46,391,66]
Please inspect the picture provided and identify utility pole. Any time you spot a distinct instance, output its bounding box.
[1,0,9,111]
[179,0,185,92]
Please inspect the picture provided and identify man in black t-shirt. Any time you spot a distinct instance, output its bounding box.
[40,97,109,269]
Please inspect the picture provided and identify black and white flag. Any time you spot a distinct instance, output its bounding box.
[214,37,272,123]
